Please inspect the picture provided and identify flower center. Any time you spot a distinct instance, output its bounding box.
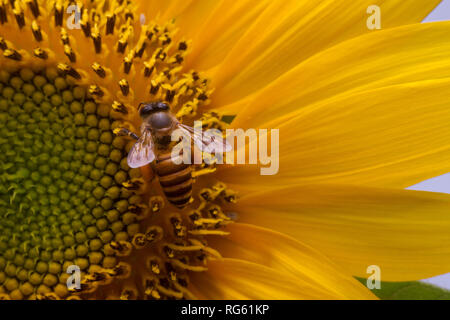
[0,66,143,299]
[0,0,238,300]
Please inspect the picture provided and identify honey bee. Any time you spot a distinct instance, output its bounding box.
[123,101,230,209]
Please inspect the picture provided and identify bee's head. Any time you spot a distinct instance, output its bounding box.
[139,102,173,129]
[138,101,170,118]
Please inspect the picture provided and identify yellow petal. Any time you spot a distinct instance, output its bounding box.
[230,22,450,126]
[137,0,217,38]
[218,77,450,189]
[137,0,195,22]
[208,0,442,105]
[184,0,277,70]
[190,258,355,300]
[232,184,450,281]
[208,223,376,299]
[139,0,271,67]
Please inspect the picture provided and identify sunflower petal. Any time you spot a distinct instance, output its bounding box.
[229,22,450,125]
[209,0,442,105]
[218,76,450,189]
[233,184,450,281]
[137,0,195,22]
[208,223,376,299]
[138,0,271,69]
[189,258,361,300]
[183,0,271,70]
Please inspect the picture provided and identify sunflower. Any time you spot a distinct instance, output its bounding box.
[0,0,450,300]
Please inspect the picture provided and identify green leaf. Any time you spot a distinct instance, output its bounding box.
[221,115,237,124]
[356,278,450,300]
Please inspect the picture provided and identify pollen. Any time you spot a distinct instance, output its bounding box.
[0,0,237,300]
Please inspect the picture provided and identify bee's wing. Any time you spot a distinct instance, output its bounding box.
[203,129,233,153]
[178,123,232,153]
[127,130,155,168]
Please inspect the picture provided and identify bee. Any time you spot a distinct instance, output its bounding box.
[124,101,230,209]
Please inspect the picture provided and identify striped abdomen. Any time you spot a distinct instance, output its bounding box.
[154,150,193,208]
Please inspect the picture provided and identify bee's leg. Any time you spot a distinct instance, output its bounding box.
[192,164,216,178]
[113,128,139,140]
[148,162,157,182]
[188,146,216,179]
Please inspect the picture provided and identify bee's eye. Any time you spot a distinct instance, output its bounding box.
[157,102,170,111]
[150,112,172,129]
[139,102,170,118]
[139,104,154,117]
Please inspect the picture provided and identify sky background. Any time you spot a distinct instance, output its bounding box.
[407,0,450,289]
[423,0,450,22]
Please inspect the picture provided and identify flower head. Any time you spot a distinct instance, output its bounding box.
[1,0,450,300]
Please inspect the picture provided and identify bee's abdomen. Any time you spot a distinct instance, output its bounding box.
[155,151,192,208]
